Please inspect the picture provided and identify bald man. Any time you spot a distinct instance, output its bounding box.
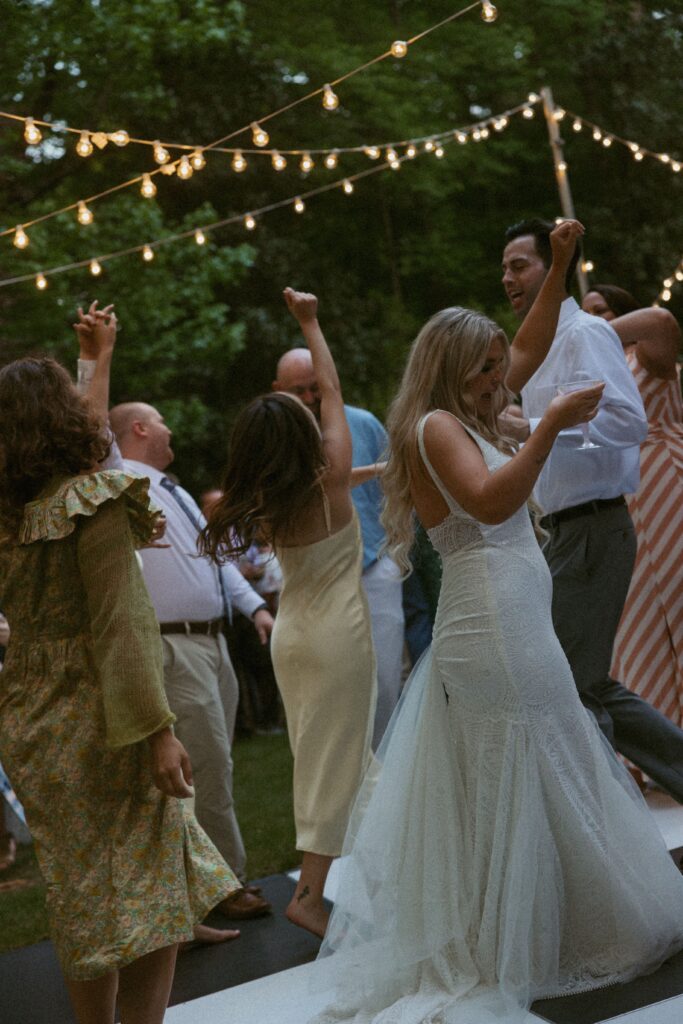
[110,402,273,918]
[273,349,404,748]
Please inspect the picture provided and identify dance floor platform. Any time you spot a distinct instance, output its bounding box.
[2,791,683,1024]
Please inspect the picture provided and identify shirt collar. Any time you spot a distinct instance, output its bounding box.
[557,295,579,328]
[124,459,166,485]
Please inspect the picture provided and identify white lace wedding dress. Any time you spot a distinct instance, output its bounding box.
[303,413,683,1024]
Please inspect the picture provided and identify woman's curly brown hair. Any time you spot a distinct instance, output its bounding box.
[199,392,327,561]
[0,357,110,534]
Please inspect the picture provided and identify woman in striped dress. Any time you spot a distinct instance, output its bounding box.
[583,285,683,725]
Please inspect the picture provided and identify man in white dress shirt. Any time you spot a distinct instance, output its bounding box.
[110,402,274,915]
[501,217,683,800]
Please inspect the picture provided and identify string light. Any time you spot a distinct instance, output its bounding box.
[89,259,102,276]
[342,178,354,193]
[455,131,468,144]
[35,272,48,290]
[481,2,497,22]
[142,245,154,261]
[177,156,193,179]
[602,136,612,147]
[322,84,339,110]
[232,150,247,172]
[435,145,445,158]
[592,129,602,141]
[294,197,305,213]
[324,150,339,169]
[153,140,170,164]
[553,108,566,121]
[563,108,681,175]
[424,139,435,153]
[386,147,401,169]
[659,153,671,164]
[480,127,490,139]
[557,160,567,172]
[391,40,408,58]
[24,117,42,144]
[581,260,594,273]
[251,122,269,147]
[405,143,417,159]
[76,131,93,157]
[523,106,535,119]
[300,152,314,173]
[271,151,287,170]
[160,162,176,176]
[527,92,540,104]
[13,226,29,249]
[110,130,129,147]
[634,149,644,161]
[662,288,672,301]
[140,173,157,198]
[190,149,206,170]
[364,146,381,159]
[244,214,256,230]
[572,118,582,132]
[194,229,206,245]
[77,201,94,225]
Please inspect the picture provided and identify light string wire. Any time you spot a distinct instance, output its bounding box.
[656,256,683,304]
[0,107,517,289]
[558,106,681,173]
[0,1,484,239]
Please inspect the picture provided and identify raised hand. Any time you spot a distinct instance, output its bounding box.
[73,300,115,359]
[283,287,318,324]
[549,219,585,274]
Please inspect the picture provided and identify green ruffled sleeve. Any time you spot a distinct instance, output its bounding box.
[22,472,175,750]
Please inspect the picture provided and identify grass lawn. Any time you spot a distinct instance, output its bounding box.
[0,733,296,955]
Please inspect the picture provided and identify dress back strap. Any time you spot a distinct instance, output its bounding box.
[417,413,459,510]
[319,483,333,537]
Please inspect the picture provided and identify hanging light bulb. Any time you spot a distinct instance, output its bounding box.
[90,259,102,276]
[662,288,672,302]
[77,201,94,225]
[386,147,400,169]
[300,152,314,173]
[522,106,535,119]
[271,151,287,171]
[153,140,170,164]
[35,272,48,290]
[424,139,435,153]
[322,84,339,110]
[434,145,445,158]
[324,150,339,169]
[472,129,482,141]
[24,117,42,144]
[455,131,468,144]
[405,143,417,159]
[664,277,674,287]
[557,160,567,172]
[342,178,354,194]
[177,156,193,179]
[364,146,381,160]
[140,173,157,198]
[592,128,602,141]
[109,130,130,147]
[481,1,497,22]
[675,271,683,282]
[572,118,582,132]
[602,136,612,147]
[13,225,29,249]
[251,122,269,147]
[142,245,154,262]
[76,131,93,157]
[671,161,681,173]
[244,214,257,230]
[294,197,305,214]
[190,149,206,170]
[194,229,206,245]
[581,260,594,273]
[527,92,540,104]
[391,40,408,58]
[480,127,490,139]
[494,117,508,131]
[553,108,566,122]
[232,150,247,173]
[659,153,671,164]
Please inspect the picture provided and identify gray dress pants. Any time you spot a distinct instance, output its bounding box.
[544,502,683,802]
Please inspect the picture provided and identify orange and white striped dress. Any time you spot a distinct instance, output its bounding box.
[611,349,683,725]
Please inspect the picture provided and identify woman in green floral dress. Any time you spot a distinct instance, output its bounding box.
[0,353,240,1023]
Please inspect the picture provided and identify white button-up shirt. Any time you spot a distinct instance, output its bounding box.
[124,459,264,624]
[521,298,647,515]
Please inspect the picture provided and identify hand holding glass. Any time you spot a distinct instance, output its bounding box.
[555,378,604,449]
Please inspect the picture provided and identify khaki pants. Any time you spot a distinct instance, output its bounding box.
[161,631,247,881]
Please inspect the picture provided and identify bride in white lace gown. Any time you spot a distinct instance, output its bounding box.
[300,221,683,1024]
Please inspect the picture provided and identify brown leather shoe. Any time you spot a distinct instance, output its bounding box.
[216,890,272,919]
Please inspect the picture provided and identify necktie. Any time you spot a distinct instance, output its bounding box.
[160,476,232,623]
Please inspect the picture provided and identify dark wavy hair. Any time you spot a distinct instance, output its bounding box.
[199,392,327,561]
[0,357,110,534]
[588,283,641,317]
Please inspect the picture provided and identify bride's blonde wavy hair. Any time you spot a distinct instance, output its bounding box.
[381,307,516,574]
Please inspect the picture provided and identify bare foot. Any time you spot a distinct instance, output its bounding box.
[180,924,241,951]
[286,897,329,939]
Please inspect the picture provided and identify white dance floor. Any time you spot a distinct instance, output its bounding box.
[166,791,683,1024]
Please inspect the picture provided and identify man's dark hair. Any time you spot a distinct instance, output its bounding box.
[504,217,581,292]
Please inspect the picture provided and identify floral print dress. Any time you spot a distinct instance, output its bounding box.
[0,472,239,979]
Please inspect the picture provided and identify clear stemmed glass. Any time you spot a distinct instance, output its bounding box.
[555,376,604,449]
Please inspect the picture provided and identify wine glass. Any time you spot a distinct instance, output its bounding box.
[555,375,604,450]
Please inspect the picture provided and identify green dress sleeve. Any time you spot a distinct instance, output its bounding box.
[76,495,176,749]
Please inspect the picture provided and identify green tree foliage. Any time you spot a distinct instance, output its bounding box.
[0,0,680,491]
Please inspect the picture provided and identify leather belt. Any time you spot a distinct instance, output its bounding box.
[159,618,224,637]
[540,496,626,530]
